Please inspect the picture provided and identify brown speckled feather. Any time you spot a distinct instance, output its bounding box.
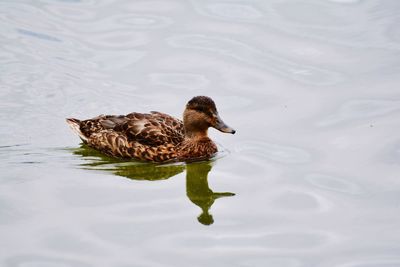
[88,129,178,162]
[177,138,218,162]
[70,111,184,162]
[121,111,184,146]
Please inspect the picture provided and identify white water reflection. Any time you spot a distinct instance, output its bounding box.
[318,99,400,127]
[1,0,400,266]
[235,140,312,164]
[305,173,367,196]
[5,255,92,267]
[167,34,344,85]
[148,73,209,90]
[203,3,264,20]
[271,189,332,211]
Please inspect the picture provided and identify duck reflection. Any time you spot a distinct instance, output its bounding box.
[71,144,235,225]
[186,163,234,225]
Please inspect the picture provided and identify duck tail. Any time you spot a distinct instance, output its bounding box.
[66,118,88,142]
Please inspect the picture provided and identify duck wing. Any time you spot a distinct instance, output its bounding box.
[76,111,184,146]
[67,112,184,161]
[114,111,184,146]
[76,115,129,139]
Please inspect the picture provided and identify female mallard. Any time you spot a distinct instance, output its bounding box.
[66,96,235,162]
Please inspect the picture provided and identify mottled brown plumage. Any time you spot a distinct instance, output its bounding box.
[66,96,235,162]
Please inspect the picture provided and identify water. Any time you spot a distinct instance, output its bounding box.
[1,0,400,266]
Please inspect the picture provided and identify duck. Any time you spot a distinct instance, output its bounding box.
[66,96,235,162]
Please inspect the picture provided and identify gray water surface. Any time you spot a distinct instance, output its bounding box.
[1,0,400,266]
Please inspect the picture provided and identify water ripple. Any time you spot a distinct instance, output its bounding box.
[1,0,400,265]
[327,0,361,3]
[16,28,61,42]
[203,3,263,20]
[66,14,173,33]
[384,142,400,164]
[43,3,98,21]
[148,72,209,90]
[90,50,146,71]
[82,30,148,49]
[236,257,303,267]
[333,258,400,267]
[305,173,367,195]
[116,14,173,29]
[0,196,29,225]
[4,254,92,267]
[271,189,332,211]
[161,230,336,252]
[273,1,353,27]
[167,34,344,85]
[0,3,62,31]
[235,141,312,164]
[317,99,400,127]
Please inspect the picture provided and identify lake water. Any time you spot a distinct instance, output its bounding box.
[1,0,400,266]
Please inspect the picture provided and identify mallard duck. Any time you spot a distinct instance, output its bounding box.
[66,96,235,162]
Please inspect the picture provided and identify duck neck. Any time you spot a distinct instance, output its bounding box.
[183,109,210,141]
[184,128,209,140]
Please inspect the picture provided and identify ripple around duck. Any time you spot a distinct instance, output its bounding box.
[166,34,344,85]
[305,173,367,196]
[4,254,92,267]
[0,144,48,165]
[317,99,400,127]
[148,72,209,90]
[235,141,312,164]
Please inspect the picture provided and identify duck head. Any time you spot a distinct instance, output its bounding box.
[183,96,235,138]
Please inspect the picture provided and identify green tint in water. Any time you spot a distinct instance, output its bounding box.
[186,163,235,225]
[72,144,235,225]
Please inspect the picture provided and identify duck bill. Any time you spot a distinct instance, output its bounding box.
[214,114,236,134]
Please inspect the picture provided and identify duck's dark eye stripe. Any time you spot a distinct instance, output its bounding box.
[194,106,212,116]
